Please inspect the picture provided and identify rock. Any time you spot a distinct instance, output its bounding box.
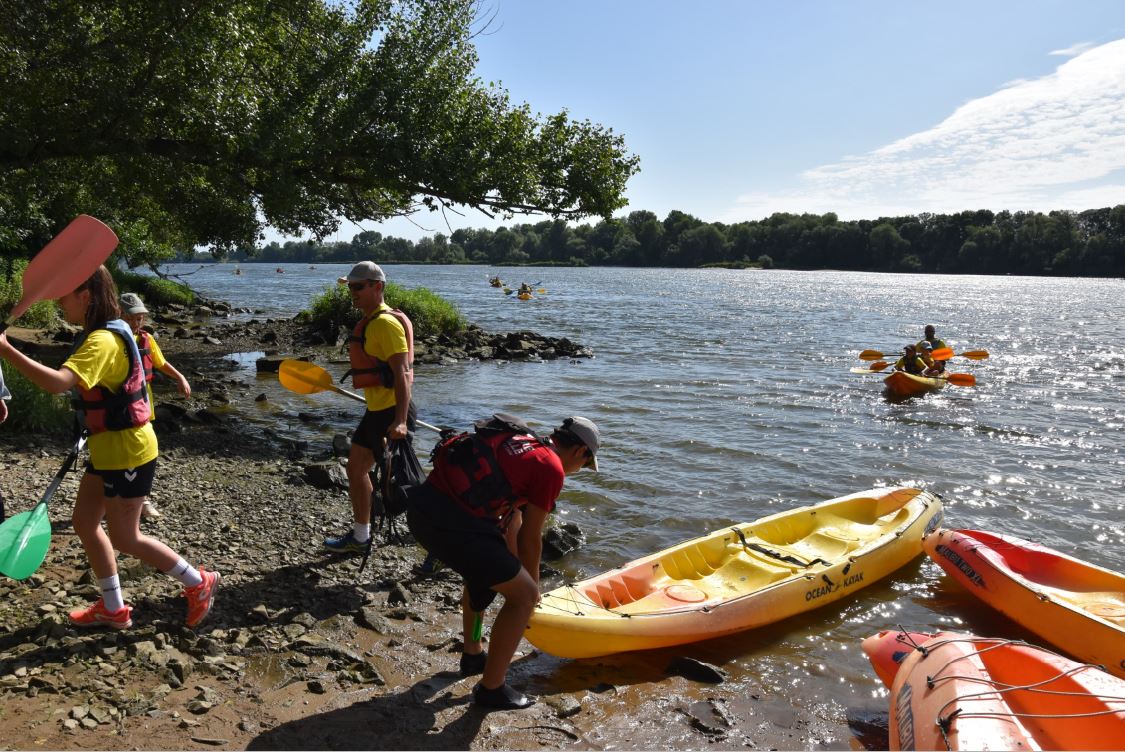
[543,521,585,560]
[203,336,223,346]
[306,679,327,694]
[255,393,268,402]
[332,434,351,457]
[546,694,582,719]
[665,656,727,684]
[356,607,399,635]
[187,699,213,714]
[303,462,348,490]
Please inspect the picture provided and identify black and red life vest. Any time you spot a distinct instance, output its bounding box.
[135,329,155,382]
[429,414,548,523]
[71,320,152,434]
[346,308,414,389]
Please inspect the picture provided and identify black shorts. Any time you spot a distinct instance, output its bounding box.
[85,458,158,499]
[352,401,417,451]
[406,483,520,612]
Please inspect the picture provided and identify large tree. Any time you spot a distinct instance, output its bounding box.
[0,0,639,265]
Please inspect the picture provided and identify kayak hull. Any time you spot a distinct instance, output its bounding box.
[924,528,1125,678]
[525,486,942,658]
[864,630,1125,751]
[883,370,946,398]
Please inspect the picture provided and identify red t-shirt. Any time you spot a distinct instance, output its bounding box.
[429,434,565,523]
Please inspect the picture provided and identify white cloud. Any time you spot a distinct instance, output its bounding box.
[726,38,1125,221]
[1050,41,1096,57]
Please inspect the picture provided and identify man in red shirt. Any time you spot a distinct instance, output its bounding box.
[407,414,600,710]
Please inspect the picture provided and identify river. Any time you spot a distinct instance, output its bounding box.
[159,261,1125,746]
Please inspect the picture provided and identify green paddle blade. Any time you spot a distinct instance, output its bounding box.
[472,612,483,642]
[0,503,52,580]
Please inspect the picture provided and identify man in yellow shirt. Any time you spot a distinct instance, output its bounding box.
[324,262,416,553]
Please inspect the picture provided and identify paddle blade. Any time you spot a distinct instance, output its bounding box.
[0,504,52,580]
[536,288,547,294]
[947,373,976,387]
[930,347,953,361]
[6,216,119,323]
[278,359,333,395]
[859,350,885,361]
[850,367,877,374]
[959,350,990,360]
[869,361,890,371]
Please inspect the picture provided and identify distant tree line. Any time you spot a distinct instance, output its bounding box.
[205,205,1125,277]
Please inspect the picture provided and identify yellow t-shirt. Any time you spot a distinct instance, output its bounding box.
[361,304,408,412]
[64,329,158,470]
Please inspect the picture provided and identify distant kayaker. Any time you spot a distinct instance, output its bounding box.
[324,261,416,554]
[120,293,192,519]
[894,345,926,375]
[405,413,599,710]
[917,325,948,372]
[518,283,533,295]
[0,266,220,630]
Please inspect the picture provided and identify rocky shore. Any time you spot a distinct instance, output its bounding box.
[0,308,840,751]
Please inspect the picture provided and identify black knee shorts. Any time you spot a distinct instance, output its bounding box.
[85,458,158,499]
[352,401,417,451]
[406,484,520,612]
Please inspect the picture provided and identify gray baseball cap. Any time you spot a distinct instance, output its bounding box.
[119,293,148,315]
[337,261,386,285]
[560,416,600,471]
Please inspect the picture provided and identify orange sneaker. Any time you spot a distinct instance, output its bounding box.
[184,568,221,628]
[68,599,133,630]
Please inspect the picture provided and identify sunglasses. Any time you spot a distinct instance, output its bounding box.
[348,281,373,292]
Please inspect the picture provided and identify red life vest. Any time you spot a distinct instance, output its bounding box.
[429,414,548,524]
[71,320,152,434]
[346,308,414,389]
[135,329,155,383]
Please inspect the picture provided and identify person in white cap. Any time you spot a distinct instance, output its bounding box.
[324,261,416,553]
[119,293,192,519]
[406,413,599,710]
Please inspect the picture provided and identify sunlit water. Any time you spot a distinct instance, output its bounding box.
[159,262,1125,743]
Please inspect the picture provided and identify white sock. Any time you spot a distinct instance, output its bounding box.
[163,558,203,588]
[353,522,371,543]
[99,575,124,612]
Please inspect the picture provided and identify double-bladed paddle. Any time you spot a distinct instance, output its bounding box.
[277,359,441,433]
[850,362,889,374]
[860,348,989,362]
[0,435,87,580]
[0,215,119,334]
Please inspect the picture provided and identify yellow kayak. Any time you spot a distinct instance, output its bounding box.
[883,370,945,398]
[517,292,533,300]
[525,486,943,658]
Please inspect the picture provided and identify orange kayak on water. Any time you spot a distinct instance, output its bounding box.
[883,370,946,398]
[863,630,1125,751]
[925,528,1125,678]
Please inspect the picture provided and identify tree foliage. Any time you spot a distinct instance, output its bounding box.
[0,0,639,267]
[227,205,1125,277]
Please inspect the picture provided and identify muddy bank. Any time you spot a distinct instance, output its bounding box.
[0,312,856,751]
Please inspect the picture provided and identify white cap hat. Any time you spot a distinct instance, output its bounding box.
[560,416,600,471]
[119,293,148,315]
[337,261,386,285]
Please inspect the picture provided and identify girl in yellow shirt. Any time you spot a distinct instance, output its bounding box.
[0,266,219,630]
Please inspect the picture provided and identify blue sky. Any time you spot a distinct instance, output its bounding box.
[286,0,1125,243]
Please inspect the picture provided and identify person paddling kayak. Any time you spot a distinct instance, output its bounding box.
[0,266,219,630]
[893,344,927,375]
[120,292,192,519]
[916,325,948,373]
[406,413,599,710]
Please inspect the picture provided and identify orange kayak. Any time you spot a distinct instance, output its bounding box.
[883,370,945,398]
[925,528,1125,678]
[863,630,1125,751]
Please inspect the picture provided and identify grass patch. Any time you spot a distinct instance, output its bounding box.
[0,258,60,329]
[114,269,195,307]
[300,282,465,339]
[0,368,72,435]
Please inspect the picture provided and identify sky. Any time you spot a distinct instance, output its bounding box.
[281,0,1125,244]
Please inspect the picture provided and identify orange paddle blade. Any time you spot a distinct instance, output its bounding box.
[3,215,118,329]
[930,347,953,361]
[869,361,890,371]
[959,350,989,360]
[947,373,976,387]
[859,349,885,361]
[278,359,333,394]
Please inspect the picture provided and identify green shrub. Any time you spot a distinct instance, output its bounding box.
[114,269,195,307]
[302,282,465,339]
[0,258,60,329]
[1,368,72,435]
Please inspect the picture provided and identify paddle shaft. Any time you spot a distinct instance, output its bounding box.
[326,384,441,434]
[41,436,87,505]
